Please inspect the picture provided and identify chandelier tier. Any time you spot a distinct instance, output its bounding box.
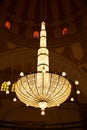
[15,22,71,115]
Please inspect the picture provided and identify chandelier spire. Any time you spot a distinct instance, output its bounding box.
[37,21,49,73]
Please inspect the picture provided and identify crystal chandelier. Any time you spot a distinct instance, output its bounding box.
[15,22,71,115]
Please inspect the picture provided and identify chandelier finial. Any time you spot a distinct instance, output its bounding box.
[37,21,49,72]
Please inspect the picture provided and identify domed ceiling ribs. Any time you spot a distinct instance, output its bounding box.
[0,0,87,126]
[0,0,86,45]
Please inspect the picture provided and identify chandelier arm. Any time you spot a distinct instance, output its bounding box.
[45,74,52,97]
[42,73,44,96]
[37,64,49,71]
[46,74,60,98]
[48,82,71,101]
[51,77,67,97]
[53,87,71,101]
[46,75,62,99]
[34,74,41,98]
[37,63,49,67]
[38,52,49,57]
[25,75,40,99]
[16,82,39,102]
[52,79,69,98]
[15,87,32,103]
[46,76,67,99]
[48,88,71,106]
[20,77,39,100]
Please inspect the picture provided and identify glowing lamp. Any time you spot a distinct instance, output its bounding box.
[4,21,11,30]
[62,28,69,36]
[33,31,39,38]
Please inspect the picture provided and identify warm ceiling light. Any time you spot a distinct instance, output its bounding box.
[76,90,80,95]
[75,80,79,85]
[70,97,74,102]
[62,72,66,77]
[15,22,71,115]
[7,81,11,86]
[62,28,69,36]
[57,104,60,107]
[20,72,24,77]
[4,21,11,30]
[41,111,45,115]
[33,31,39,38]
[13,97,17,102]
[6,90,9,94]
[26,104,29,107]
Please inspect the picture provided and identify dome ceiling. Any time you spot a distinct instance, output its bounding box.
[0,0,87,48]
[0,0,87,129]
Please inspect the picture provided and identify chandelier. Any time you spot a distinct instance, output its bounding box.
[15,22,71,115]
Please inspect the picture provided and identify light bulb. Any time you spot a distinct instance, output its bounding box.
[13,97,17,102]
[41,110,45,115]
[76,90,80,95]
[70,97,74,102]
[57,104,60,106]
[7,81,11,86]
[62,72,66,77]
[20,72,24,77]
[26,104,29,107]
[39,101,47,109]
[6,90,9,94]
[42,68,46,73]
[75,80,79,85]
